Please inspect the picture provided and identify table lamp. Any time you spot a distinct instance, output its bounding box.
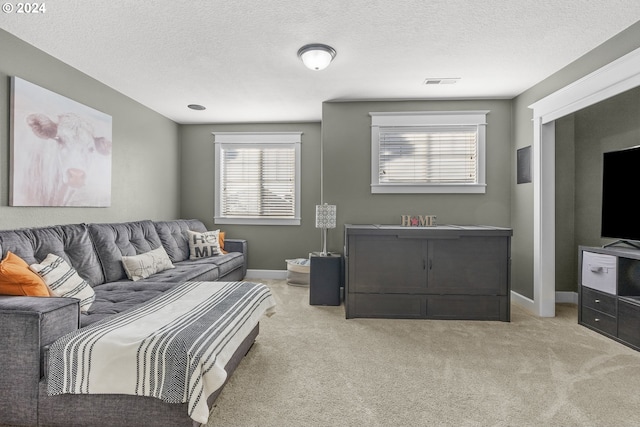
[315,203,336,256]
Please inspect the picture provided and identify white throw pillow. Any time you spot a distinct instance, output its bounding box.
[30,254,96,313]
[121,246,175,281]
[187,230,223,260]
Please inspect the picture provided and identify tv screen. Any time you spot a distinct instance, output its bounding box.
[601,145,640,241]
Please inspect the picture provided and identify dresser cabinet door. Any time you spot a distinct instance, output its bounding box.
[349,235,427,293]
[428,237,508,295]
[618,300,640,350]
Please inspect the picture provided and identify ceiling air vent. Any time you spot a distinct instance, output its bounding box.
[423,78,460,85]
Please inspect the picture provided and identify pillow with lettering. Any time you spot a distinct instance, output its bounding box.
[187,229,223,259]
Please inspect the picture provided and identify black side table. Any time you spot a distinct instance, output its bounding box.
[309,252,343,306]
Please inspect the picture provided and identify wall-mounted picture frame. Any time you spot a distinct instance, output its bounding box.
[10,77,113,207]
[517,146,531,184]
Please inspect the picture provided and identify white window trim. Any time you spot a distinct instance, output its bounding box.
[213,132,302,225]
[370,111,488,194]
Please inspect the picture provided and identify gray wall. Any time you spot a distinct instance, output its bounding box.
[511,21,640,299]
[322,100,513,254]
[554,115,576,292]
[574,87,640,248]
[6,20,640,289]
[554,86,640,293]
[0,30,180,228]
[179,122,321,270]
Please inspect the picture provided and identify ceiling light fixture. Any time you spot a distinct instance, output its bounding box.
[188,104,206,110]
[297,44,336,71]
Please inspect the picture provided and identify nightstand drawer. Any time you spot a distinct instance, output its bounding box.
[581,306,617,336]
[581,286,617,316]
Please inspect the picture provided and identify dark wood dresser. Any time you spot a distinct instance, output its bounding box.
[344,224,512,321]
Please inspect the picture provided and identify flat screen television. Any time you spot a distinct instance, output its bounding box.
[601,145,640,245]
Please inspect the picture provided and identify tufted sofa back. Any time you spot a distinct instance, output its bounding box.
[1,219,223,288]
[0,224,105,286]
[88,220,164,283]
[153,219,207,263]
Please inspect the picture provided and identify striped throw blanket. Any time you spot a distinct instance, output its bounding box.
[47,281,276,424]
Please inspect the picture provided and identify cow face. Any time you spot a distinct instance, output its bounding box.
[26,113,112,189]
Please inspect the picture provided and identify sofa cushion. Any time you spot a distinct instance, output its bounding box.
[180,252,244,278]
[0,224,105,287]
[0,224,104,286]
[33,224,106,287]
[0,252,50,297]
[88,220,163,283]
[153,219,207,263]
[121,246,174,281]
[30,254,96,313]
[131,262,219,283]
[82,281,177,327]
[0,229,37,265]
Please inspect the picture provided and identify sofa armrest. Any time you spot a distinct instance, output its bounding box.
[225,238,247,256]
[0,296,79,426]
[224,239,248,278]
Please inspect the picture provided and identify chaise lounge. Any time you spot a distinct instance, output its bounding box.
[0,218,274,427]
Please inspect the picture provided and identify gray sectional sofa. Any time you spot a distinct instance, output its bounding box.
[0,219,249,427]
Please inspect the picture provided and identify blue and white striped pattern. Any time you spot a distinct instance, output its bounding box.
[47,281,276,424]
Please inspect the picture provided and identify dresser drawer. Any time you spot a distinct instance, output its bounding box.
[581,251,616,294]
[348,293,424,318]
[581,306,617,336]
[426,295,508,321]
[581,286,617,316]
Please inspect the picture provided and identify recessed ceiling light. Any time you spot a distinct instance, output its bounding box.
[188,104,206,110]
[423,78,460,85]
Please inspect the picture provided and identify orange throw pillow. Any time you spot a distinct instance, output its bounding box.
[0,251,50,297]
[219,231,228,254]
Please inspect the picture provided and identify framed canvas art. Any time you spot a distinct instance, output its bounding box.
[10,77,112,207]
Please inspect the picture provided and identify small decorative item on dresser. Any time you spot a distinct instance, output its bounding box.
[400,215,437,227]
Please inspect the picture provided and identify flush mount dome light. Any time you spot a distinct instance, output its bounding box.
[188,104,206,110]
[297,44,336,71]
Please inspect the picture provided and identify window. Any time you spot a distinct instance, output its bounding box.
[370,111,488,194]
[214,132,301,225]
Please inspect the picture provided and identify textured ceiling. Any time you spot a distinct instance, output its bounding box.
[2,1,640,124]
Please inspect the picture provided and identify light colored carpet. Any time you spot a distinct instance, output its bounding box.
[207,279,640,427]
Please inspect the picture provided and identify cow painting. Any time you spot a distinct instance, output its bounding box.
[11,77,112,207]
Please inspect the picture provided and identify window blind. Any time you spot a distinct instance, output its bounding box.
[220,146,296,218]
[378,126,477,184]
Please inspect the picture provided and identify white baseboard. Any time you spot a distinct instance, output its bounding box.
[511,291,535,313]
[511,290,578,315]
[245,269,287,280]
[556,291,578,304]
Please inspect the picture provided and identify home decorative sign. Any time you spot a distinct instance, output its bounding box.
[10,77,113,207]
[400,215,437,227]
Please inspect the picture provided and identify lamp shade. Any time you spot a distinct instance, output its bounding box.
[298,44,336,71]
[315,204,337,229]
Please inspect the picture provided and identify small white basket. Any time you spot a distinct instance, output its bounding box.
[286,258,310,286]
